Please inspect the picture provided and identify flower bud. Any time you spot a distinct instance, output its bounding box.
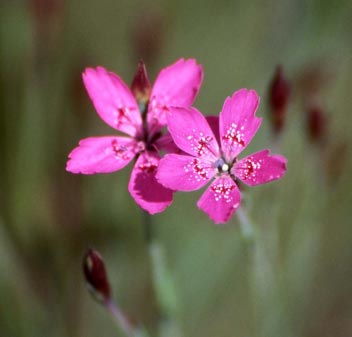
[83,249,111,303]
[306,105,327,144]
[296,61,333,100]
[268,65,291,134]
[132,9,165,65]
[131,60,151,107]
[29,0,65,24]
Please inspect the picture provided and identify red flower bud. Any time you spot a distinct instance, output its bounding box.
[268,65,291,134]
[131,60,151,106]
[306,105,327,144]
[296,61,333,100]
[83,249,111,303]
[29,0,64,23]
[132,10,165,65]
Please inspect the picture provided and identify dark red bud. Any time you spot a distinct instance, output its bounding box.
[131,60,151,104]
[307,105,327,144]
[268,65,291,134]
[132,10,165,65]
[296,61,333,99]
[83,249,111,303]
[29,0,65,27]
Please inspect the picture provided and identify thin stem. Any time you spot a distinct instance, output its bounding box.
[140,209,161,336]
[141,210,153,244]
[106,299,140,337]
[236,206,256,241]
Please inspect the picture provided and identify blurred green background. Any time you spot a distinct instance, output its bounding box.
[1,0,352,336]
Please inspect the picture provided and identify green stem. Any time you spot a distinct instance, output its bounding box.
[142,210,153,244]
[106,300,135,336]
[106,299,148,337]
[140,211,181,337]
[236,206,256,242]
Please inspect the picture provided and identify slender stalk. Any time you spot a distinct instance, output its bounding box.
[106,299,141,337]
[236,206,256,241]
[140,210,162,336]
[141,210,153,244]
[140,211,181,337]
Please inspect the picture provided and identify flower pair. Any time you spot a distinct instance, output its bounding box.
[66,59,287,224]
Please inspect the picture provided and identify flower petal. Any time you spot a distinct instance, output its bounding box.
[128,151,173,214]
[166,107,220,159]
[197,176,241,224]
[83,67,142,137]
[154,133,180,154]
[233,150,287,186]
[147,58,203,127]
[206,115,220,144]
[66,136,137,174]
[156,154,215,191]
[220,89,262,160]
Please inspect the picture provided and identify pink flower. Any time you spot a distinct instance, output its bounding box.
[66,59,203,214]
[156,89,287,224]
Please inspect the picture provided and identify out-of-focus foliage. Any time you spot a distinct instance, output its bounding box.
[1,0,352,336]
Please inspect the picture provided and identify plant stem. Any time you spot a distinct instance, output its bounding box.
[106,299,144,337]
[142,210,153,244]
[236,206,256,241]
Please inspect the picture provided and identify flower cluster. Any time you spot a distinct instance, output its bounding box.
[67,58,287,224]
[67,59,203,214]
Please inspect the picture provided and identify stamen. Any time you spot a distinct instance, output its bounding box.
[214,158,230,173]
[221,163,229,172]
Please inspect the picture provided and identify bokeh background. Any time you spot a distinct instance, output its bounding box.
[1,0,352,336]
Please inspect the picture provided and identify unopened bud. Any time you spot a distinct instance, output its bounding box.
[131,60,151,107]
[296,61,333,100]
[132,9,165,65]
[268,65,291,134]
[306,105,327,144]
[83,249,111,303]
[29,0,64,23]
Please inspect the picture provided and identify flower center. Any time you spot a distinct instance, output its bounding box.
[134,98,162,151]
[136,141,146,152]
[214,158,230,173]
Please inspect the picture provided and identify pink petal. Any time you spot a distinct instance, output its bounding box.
[154,133,180,154]
[219,89,262,160]
[128,151,173,214]
[156,154,215,191]
[233,149,287,186]
[166,107,220,160]
[83,67,142,137]
[147,58,203,127]
[197,176,241,224]
[66,136,137,174]
[206,115,220,144]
